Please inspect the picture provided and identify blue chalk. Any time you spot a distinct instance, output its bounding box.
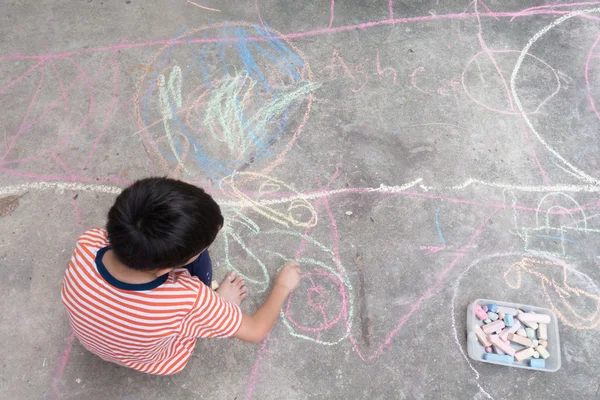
[504,314,514,327]
[483,353,514,364]
[530,359,546,369]
[488,303,498,313]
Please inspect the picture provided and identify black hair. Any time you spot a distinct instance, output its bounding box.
[106,177,224,271]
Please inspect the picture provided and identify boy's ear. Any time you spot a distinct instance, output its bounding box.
[155,267,173,277]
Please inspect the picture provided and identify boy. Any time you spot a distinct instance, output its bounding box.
[61,177,301,375]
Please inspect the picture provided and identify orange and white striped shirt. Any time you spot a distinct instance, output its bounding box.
[61,228,242,375]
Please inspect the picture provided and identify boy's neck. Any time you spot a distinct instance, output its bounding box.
[102,250,164,284]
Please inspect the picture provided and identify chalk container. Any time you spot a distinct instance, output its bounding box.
[466,299,561,372]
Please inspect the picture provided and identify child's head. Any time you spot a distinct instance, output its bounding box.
[106,177,224,271]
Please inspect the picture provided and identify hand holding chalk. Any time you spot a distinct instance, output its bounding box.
[276,261,302,293]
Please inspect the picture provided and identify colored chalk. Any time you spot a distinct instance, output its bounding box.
[482,305,488,312]
[517,310,539,329]
[508,333,532,347]
[487,303,498,313]
[531,339,539,348]
[492,344,504,355]
[483,318,491,324]
[483,353,514,364]
[474,324,492,347]
[504,314,514,327]
[482,320,505,335]
[530,358,546,369]
[516,329,527,337]
[488,334,515,356]
[532,351,540,359]
[515,347,535,361]
[539,340,548,348]
[537,323,548,340]
[498,311,505,320]
[525,327,535,339]
[485,347,492,353]
[475,304,488,320]
[518,312,551,324]
[536,345,550,360]
[499,320,521,341]
[497,306,518,315]
[487,311,499,321]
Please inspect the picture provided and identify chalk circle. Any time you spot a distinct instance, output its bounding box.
[222,227,353,345]
[133,22,317,178]
[461,50,560,115]
[265,244,353,346]
[220,171,317,228]
[510,8,600,184]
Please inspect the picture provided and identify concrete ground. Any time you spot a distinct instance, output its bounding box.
[1,0,600,399]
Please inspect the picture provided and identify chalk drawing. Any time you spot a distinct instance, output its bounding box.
[187,1,221,12]
[3,2,600,398]
[434,208,446,245]
[510,7,600,185]
[453,251,600,399]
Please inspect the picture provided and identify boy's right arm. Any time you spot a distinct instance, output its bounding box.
[233,262,301,344]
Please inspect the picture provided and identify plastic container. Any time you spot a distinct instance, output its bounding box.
[466,299,561,372]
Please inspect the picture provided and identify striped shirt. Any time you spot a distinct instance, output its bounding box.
[61,228,242,375]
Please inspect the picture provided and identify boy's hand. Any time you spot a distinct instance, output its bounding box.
[275,262,301,293]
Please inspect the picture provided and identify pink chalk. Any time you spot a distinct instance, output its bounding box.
[499,320,521,341]
[485,347,492,353]
[518,313,551,324]
[475,304,488,320]
[482,319,505,335]
[492,344,504,355]
[489,334,516,356]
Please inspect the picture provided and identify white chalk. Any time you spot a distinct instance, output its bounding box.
[518,313,551,324]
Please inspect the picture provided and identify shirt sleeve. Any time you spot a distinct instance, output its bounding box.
[184,282,243,338]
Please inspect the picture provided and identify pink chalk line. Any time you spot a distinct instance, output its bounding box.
[585,34,600,123]
[1,6,599,61]
[244,169,340,400]
[51,331,75,399]
[348,208,500,361]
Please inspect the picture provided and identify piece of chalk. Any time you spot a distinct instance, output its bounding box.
[498,311,505,320]
[474,324,492,347]
[525,327,535,339]
[504,314,514,327]
[483,318,491,324]
[517,310,538,329]
[499,320,521,341]
[518,312,551,324]
[475,304,488,320]
[508,333,533,347]
[492,344,505,355]
[516,329,527,337]
[537,323,548,340]
[482,305,488,312]
[531,339,539,348]
[497,306,518,315]
[482,320,505,335]
[515,347,535,361]
[532,351,540,358]
[488,334,515,356]
[485,347,492,353]
[539,340,548,348]
[530,358,546,369]
[487,312,499,321]
[536,345,550,360]
[483,353,514,364]
[488,303,498,313]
